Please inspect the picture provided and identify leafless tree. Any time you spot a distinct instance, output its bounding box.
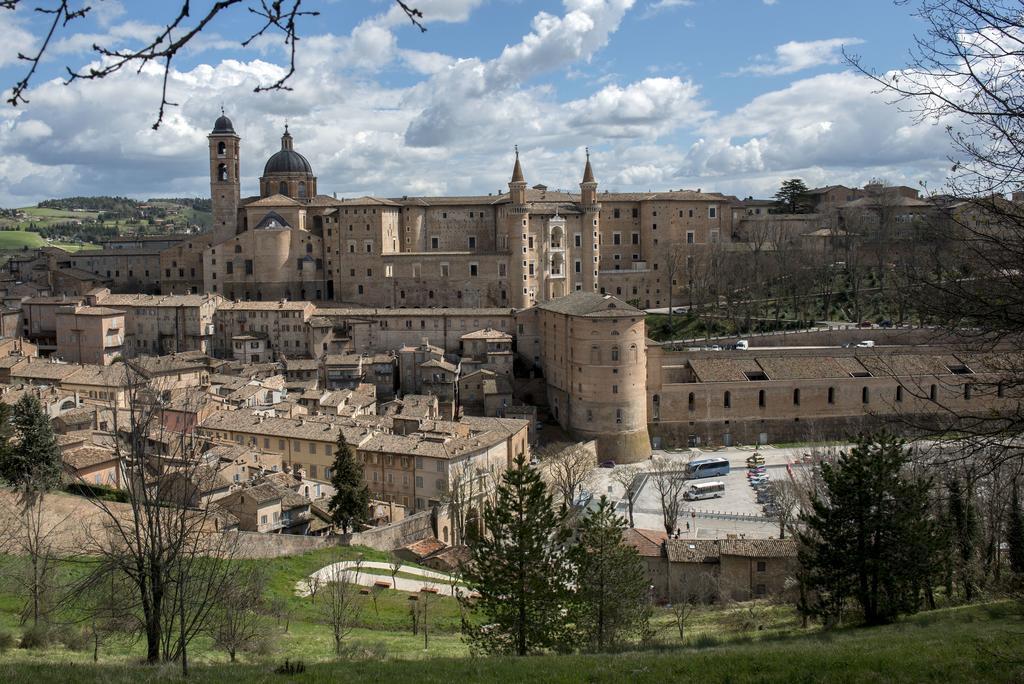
[388,552,403,589]
[537,442,596,508]
[649,457,687,536]
[72,364,238,674]
[610,464,643,528]
[269,595,294,633]
[318,564,362,656]
[0,485,71,627]
[846,0,1024,472]
[768,479,802,540]
[670,571,715,641]
[208,565,269,663]
[3,0,427,128]
[76,564,136,662]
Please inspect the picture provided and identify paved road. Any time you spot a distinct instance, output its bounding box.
[298,561,468,597]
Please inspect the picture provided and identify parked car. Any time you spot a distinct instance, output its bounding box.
[710,344,722,352]
[856,340,875,348]
[841,341,856,348]
[859,321,873,328]
[880,319,893,328]
[735,339,749,350]
[599,459,616,468]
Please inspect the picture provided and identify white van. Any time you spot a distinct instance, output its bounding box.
[856,340,875,348]
[735,340,749,350]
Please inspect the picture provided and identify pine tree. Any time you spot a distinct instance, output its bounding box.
[1008,482,1024,576]
[0,394,60,491]
[947,476,978,600]
[461,453,573,656]
[569,496,650,651]
[798,433,938,625]
[773,178,811,214]
[326,433,369,533]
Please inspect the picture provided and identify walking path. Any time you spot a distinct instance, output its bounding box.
[297,560,469,597]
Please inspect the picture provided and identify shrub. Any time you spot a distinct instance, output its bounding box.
[55,625,90,651]
[0,631,14,653]
[690,633,720,649]
[19,624,52,650]
[275,659,305,675]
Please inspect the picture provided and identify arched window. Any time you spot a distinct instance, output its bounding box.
[793,388,800,406]
[828,387,835,404]
[217,163,228,181]
[688,392,695,411]
[724,391,731,409]
[758,389,765,408]
[611,346,619,363]
[630,343,638,363]
[964,384,972,400]
[590,345,600,364]
[279,181,288,196]
[298,181,307,198]
[217,141,226,156]
[233,244,242,253]
[862,387,870,404]
[305,243,313,254]
[929,384,937,401]
[895,386,903,402]
[652,394,660,421]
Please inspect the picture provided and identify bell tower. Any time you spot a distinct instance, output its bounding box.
[209,109,240,240]
[580,148,600,292]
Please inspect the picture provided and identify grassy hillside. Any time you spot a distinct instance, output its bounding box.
[0,602,1017,682]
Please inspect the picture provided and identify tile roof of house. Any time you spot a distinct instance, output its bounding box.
[420,359,458,373]
[317,306,515,317]
[623,528,668,557]
[219,300,312,311]
[665,539,722,563]
[97,293,221,307]
[688,357,765,383]
[335,195,402,207]
[402,537,447,558]
[460,328,513,340]
[718,538,797,558]
[11,360,82,381]
[534,291,641,317]
[200,409,373,445]
[62,445,118,470]
[244,193,300,208]
[755,356,862,381]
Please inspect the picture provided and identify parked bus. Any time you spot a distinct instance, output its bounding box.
[686,457,730,479]
[684,481,726,501]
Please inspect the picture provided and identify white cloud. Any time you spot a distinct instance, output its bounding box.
[737,37,864,76]
[678,71,951,183]
[404,0,635,147]
[0,13,35,69]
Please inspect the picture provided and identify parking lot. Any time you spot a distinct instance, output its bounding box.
[587,445,827,539]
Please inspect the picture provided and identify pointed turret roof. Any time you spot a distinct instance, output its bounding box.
[511,146,525,184]
[582,148,595,184]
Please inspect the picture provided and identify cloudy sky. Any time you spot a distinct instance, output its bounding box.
[0,0,953,206]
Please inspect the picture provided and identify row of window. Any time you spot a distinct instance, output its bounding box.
[682,382,986,411]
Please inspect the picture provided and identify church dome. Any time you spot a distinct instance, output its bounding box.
[212,114,235,134]
[264,149,313,175]
[263,125,312,175]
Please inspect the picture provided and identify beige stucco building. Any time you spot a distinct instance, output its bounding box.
[54,305,124,365]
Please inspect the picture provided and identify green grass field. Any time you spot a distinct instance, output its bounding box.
[0,602,1017,682]
[0,230,98,252]
[0,546,1018,682]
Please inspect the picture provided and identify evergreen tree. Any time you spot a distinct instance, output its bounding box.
[946,476,978,600]
[326,434,369,533]
[798,433,938,625]
[462,453,573,656]
[773,178,811,214]
[569,496,650,651]
[0,394,60,491]
[1008,482,1024,576]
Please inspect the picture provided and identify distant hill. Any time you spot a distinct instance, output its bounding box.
[38,196,137,213]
